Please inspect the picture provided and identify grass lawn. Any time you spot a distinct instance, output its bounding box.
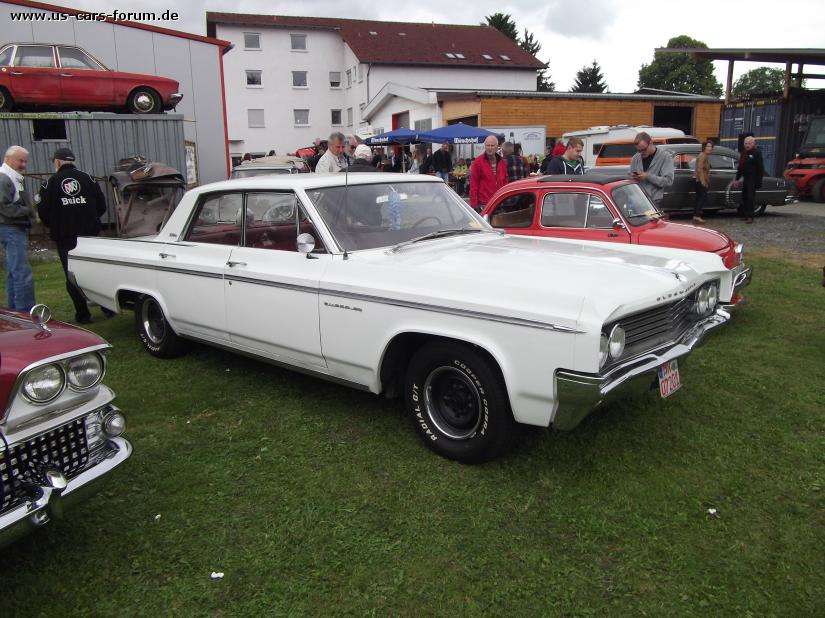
[2,255,825,616]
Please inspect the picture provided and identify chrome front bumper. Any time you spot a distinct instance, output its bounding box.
[552,309,730,430]
[0,435,131,548]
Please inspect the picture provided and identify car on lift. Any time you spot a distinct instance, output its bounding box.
[784,116,825,202]
[0,43,182,114]
[0,306,130,547]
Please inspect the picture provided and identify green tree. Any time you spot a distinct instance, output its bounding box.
[518,28,554,92]
[571,60,608,93]
[732,67,789,98]
[483,13,518,41]
[637,35,723,97]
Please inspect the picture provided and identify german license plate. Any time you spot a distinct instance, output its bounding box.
[657,360,682,398]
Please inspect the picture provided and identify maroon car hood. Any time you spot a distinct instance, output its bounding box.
[636,221,731,253]
[0,310,106,416]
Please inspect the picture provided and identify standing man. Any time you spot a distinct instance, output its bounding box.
[0,145,36,311]
[315,132,346,173]
[431,142,453,183]
[735,136,764,224]
[503,142,528,182]
[693,140,713,224]
[469,136,508,212]
[37,148,112,324]
[546,138,585,175]
[629,131,674,208]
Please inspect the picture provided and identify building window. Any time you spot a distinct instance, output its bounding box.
[414,118,433,132]
[346,108,353,127]
[294,109,309,126]
[290,34,307,51]
[373,127,384,135]
[345,69,352,88]
[245,70,262,87]
[329,71,341,88]
[292,71,308,88]
[244,33,260,50]
[331,109,342,126]
[357,64,363,83]
[248,109,265,128]
[359,103,366,120]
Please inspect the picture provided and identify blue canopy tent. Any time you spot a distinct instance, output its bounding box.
[364,128,421,145]
[417,123,503,144]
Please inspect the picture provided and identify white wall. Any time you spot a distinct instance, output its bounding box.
[369,65,536,93]
[0,2,229,183]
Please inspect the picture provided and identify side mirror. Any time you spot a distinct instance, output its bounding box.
[297,232,316,254]
[612,218,626,229]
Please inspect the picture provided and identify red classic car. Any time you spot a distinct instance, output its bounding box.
[0,305,130,547]
[0,43,182,114]
[482,173,753,306]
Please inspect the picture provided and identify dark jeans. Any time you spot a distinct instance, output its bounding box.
[740,182,757,218]
[694,181,708,216]
[57,238,92,320]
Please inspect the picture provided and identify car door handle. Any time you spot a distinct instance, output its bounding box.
[159,252,176,259]
[607,233,619,237]
[59,73,74,77]
[10,71,23,76]
[226,260,247,267]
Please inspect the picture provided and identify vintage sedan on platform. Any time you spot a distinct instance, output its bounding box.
[69,174,733,463]
[0,43,182,113]
[0,306,130,547]
[482,173,753,307]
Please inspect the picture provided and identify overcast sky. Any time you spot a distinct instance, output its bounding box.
[55,0,825,92]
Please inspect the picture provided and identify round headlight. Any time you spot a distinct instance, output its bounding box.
[67,353,104,390]
[22,364,65,403]
[697,288,709,314]
[608,325,626,359]
[599,333,609,368]
[707,284,718,311]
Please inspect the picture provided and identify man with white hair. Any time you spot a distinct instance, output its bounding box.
[0,145,36,311]
[316,132,347,173]
[734,135,764,224]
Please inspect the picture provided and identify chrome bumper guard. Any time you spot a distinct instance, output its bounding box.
[553,309,730,431]
[169,93,184,102]
[0,433,131,547]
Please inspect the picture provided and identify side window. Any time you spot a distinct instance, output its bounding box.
[586,195,614,228]
[57,47,99,70]
[489,192,536,228]
[185,193,243,245]
[541,193,589,228]
[709,154,736,169]
[14,46,56,68]
[0,47,14,67]
[244,192,325,253]
[673,153,697,170]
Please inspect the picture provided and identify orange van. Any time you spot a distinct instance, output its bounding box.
[595,136,699,166]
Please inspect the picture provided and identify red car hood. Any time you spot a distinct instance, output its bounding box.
[110,70,178,87]
[0,310,106,416]
[636,221,731,253]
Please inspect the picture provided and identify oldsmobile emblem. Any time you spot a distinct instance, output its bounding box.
[324,301,363,313]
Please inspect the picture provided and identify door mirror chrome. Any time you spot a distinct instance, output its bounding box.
[612,218,626,229]
[296,233,315,254]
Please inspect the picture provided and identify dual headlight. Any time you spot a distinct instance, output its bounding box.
[21,352,105,404]
[599,324,626,368]
[693,281,720,316]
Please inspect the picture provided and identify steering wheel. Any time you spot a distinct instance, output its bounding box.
[411,216,443,228]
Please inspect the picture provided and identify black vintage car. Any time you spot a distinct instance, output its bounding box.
[603,144,793,216]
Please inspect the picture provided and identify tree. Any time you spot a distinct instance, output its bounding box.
[637,35,723,97]
[517,28,554,92]
[483,13,518,42]
[732,67,789,98]
[571,60,608,93]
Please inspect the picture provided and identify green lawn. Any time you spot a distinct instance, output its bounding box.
[3,256,825,616]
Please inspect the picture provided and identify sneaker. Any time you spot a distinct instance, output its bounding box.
[692,216,706,224]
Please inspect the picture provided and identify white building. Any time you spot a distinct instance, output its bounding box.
[206,13,543,162]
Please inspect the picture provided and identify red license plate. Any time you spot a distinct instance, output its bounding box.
[657,360,682,398]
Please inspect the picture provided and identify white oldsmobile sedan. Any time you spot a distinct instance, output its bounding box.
[69,174,733,463]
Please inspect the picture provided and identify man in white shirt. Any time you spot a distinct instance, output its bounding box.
[315,132,347,173]
[0,145,36,310]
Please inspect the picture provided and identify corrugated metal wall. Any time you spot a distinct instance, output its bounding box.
[0,112,185,227]
[720,92,825,176]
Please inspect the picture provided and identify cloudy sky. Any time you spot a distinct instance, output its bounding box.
[48,0,825,92]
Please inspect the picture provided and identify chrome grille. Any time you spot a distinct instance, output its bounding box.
[0,418,89,514]
[623,297,692,348]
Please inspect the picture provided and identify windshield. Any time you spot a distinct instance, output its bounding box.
[611,183,662,226]
[803,118,825,148]
[305,181,488,251]
[231,168,292,179]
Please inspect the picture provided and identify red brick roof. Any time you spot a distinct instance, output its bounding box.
[206,13,544,69]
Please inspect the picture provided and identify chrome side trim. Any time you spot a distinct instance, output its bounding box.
[68,256,583,333]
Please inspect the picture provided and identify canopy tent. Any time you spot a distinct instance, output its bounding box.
[418,123,503,144]
[364,128,421,145]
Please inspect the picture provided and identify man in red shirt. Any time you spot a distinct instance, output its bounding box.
[470,136,508,212]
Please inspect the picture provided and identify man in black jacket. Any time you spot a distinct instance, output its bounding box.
[37,148,113,323]
[734,136,764,224]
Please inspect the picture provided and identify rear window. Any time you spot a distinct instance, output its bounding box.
[598,143,637,159]
[13,46,55,68]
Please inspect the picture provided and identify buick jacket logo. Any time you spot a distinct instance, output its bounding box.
[61,178,80,196]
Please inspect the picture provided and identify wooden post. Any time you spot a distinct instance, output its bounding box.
[796,63,805,87]
[784,62,792,98]
[725,60,734,104]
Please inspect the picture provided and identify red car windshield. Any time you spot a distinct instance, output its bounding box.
[611,183,663,226]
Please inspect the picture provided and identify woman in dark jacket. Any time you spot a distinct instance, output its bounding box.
[736,136,764,224]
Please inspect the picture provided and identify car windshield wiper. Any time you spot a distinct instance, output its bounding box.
[388,227,482,253]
